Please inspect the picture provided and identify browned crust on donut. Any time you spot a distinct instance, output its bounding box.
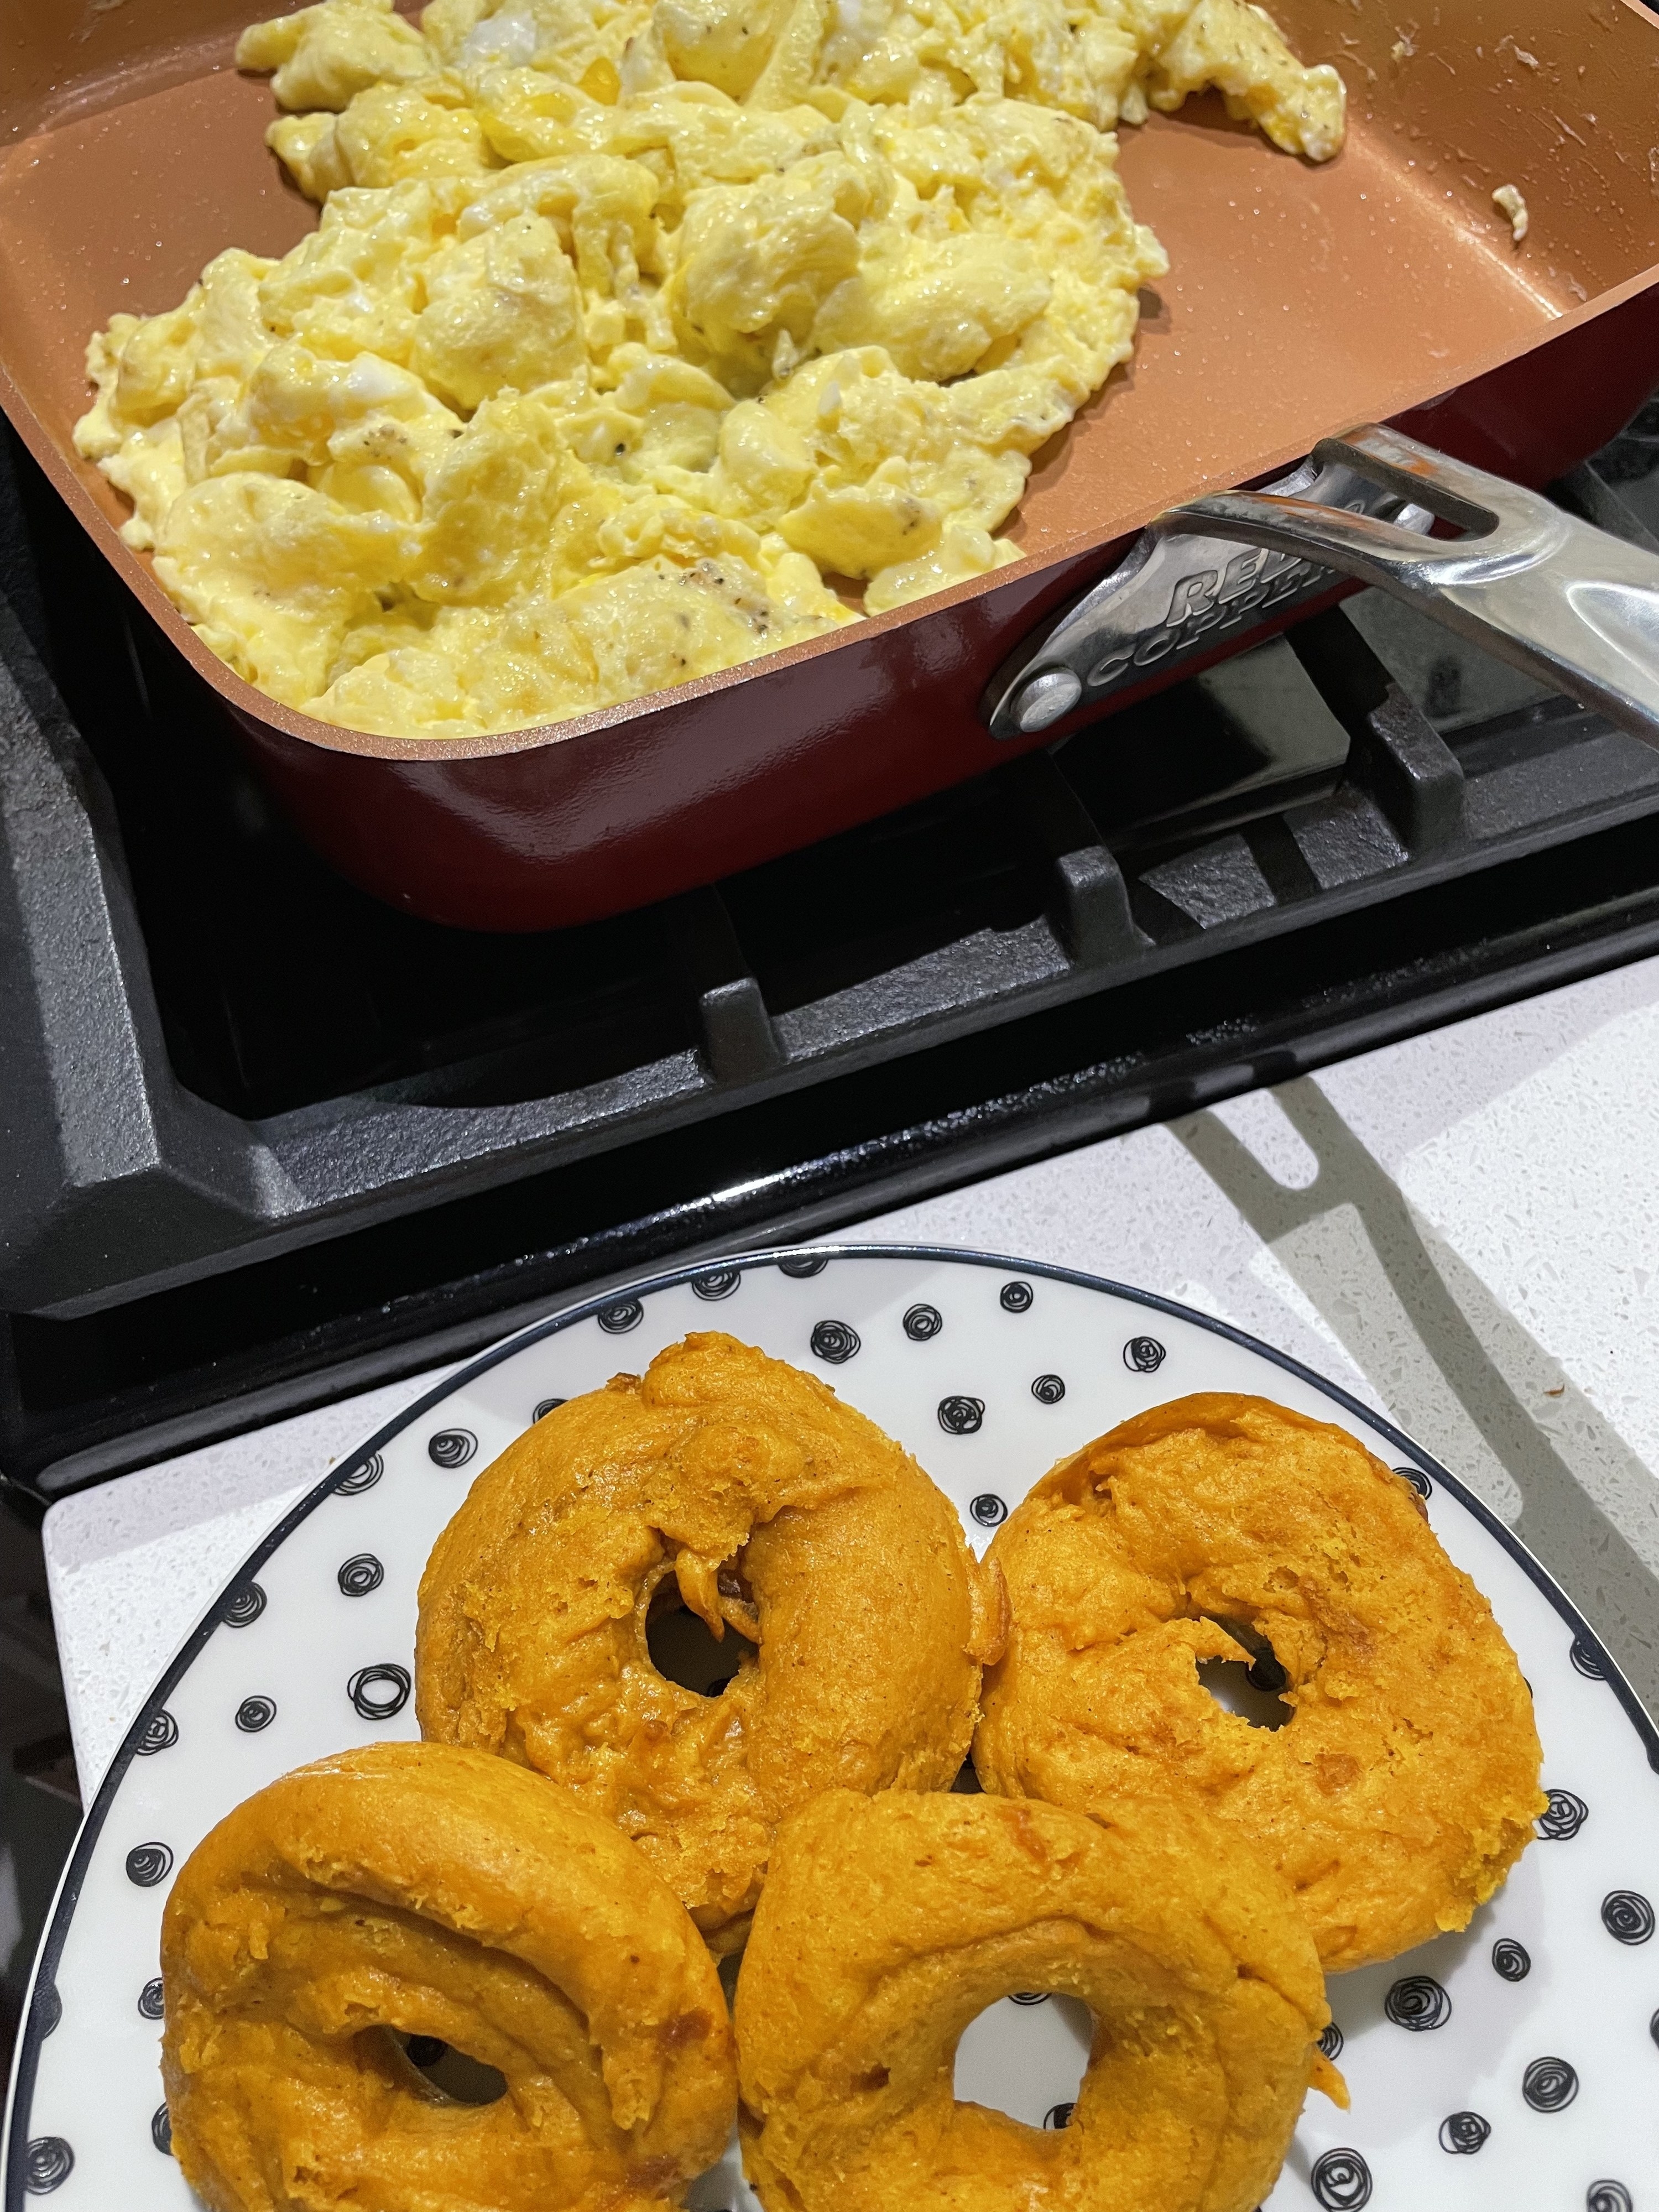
[735,1787,1329,2212]
[160,1740,735,2212]
[416,1332,996,1947]
[974,1393,1547,1971]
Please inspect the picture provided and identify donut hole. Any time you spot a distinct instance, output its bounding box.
[952,1992,1091,2128]
[643,1554,760,1697]
[1197,1657,1293,1729]
[647,1590,743,1697]
[393,2032,508,2105]
[1193,1617,1293,1730]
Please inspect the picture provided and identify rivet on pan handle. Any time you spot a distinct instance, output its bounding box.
[982,455,1432,739]
[1152,424,1659,746]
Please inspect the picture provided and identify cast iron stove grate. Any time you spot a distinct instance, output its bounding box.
[2,399,1658,1504]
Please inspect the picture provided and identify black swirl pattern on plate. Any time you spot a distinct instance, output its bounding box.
[1651,2006,1659,2051]
[348,1663,411,1722]
[139,1977,165,2021]
[1601,1890,1655,1945]
[1031,1373,1066,1405]
[1393,1465,1433,1499]
[778,1255,827,1277]
[338,1553,385,1598]
[999,1281,1034,1313]
[126,1841,173,1888]
[938,1395,985,1436]
[1042,2103,1073,2130]
[336,1454,383,1495]
[1537,1788,1589,1840]
[969,1494,1008,1528]
[1385,1974,1451,2032]
[533,1398,566,1422]
[1122,1335,1166,1374]
[1008,1991,1048,2007]
[151,2103,173,2156]
[1587,2187,1634,2212]
[1521,2056,1578,2112]
[692,1270,741,1301]
[903,1303,943,1342]
[1491,1937,1531,1982]
[23,2138,72,2194]
[1438,2111,1490,2156]
[810,1320,860,1365]
[1244,1648,1288,1693]
[1310,2147,1372,2210]
[136,1709,178,1756]
[598,1300,644,1334]
[236,1696,276,1734]
[34,1983,60,2037]
[1318,2021,1343,2063]
[221,1582,267,1628]
[1569,1634,1608,1681]
[427,1428,477,1470]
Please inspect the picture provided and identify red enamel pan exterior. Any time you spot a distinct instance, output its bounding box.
[2,0,1657,928]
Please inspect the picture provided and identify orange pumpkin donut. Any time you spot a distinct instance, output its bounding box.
[735,1787,1335,2212]
[160,1741,735,2212]
[416,1331,1005,1951]
[974,1393,1546,1971]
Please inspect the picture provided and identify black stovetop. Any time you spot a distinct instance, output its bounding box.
[2,398,1657,1507]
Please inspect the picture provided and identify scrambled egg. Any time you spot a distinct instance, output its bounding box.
[76,0,1343,737]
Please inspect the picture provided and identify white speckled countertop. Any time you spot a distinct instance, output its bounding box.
[45,949,1659,1793]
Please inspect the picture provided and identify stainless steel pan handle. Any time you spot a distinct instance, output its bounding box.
[1163,423,1659,742]
[983,424,1659,743]
[982,452,1434,738]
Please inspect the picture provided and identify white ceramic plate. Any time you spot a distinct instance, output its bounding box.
[7,1248,1658,2212]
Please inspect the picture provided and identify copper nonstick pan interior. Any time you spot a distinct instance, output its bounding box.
[2,0,1657,758]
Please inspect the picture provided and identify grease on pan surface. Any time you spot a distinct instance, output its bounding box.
[159,1741,737,2212]
[74,0,1343,737]
[416,1331,1006,1952]
[974,1394,1547,1971]
[735,1787,1338,2212]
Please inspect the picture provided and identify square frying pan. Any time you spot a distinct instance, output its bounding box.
[2,0,1657,928]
